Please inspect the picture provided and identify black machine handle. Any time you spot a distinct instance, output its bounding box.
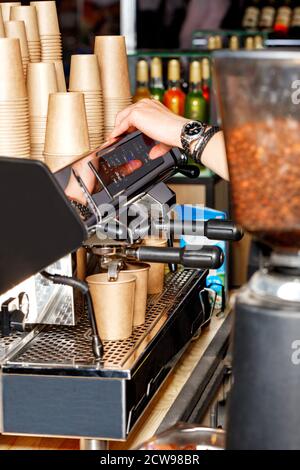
[127,246,224,270]
[155,219,244,242]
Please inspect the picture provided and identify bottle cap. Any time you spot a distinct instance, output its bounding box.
[229,35,239,51]
[136,59,149,83]
[201,58,210,81]
[189,60,201,83]
[151,57,162,79]
[168,59,180,81]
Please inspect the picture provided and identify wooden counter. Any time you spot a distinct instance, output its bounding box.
[0,311,230,451]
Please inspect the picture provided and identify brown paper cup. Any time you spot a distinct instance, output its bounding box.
[0,2,20,21]
[10,5,40,41]
[53,60,66,92]
[87,273,136,341]
[44,153,88,173]
[142,238,167,295]
[44,92,90,157]
[4,20,30,60]
[121,263,150,326]
[94,35,131,99]
[27,62,58,116]
[30,1,60,35]
[0,38,26,99]
[0,8,4,37]
[69,54,102,92]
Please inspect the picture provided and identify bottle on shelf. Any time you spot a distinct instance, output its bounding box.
[163,59,185,116]
[259,0,277,30]
[245,36,255,49]
[254,34,265,47]
[290,5,300,37]
[242,0,262,30]
[185,61,208,123]
[201,58,211,103]
[150,57,165,102]
[273,0,293,36]
[214,35,223,49]
[133,59,151,103]
[229,35,240,50]
[207,36,217,50]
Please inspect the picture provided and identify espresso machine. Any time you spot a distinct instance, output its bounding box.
[214,50,300,450]
[0,131,242,447]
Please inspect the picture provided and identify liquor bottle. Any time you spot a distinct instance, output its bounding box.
[273,0,293,36]
[245,36,255,49]
[163,59,185,116]
[201,58,211,103]
[133,59,151,103]
[185,61,208,122]
[290,5,300,37]
[229,35,240,50]
[242,0,262,30]
[254,34,264,47]
[214,35,223,49]
[207,36,217,50]
[150,57,165,102]
[259,0,277,30]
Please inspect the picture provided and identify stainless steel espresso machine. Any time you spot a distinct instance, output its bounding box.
[0,131,242,447]
[214,50,300,450]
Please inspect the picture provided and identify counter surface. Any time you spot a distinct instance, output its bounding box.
[0,311,230,450]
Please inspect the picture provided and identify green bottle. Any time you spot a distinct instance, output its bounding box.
[150,57,165,102]
[185,61,208,122]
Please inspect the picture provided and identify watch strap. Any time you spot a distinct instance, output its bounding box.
[193,126,221,164]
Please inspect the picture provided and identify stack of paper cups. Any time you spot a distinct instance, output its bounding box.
[0,2,20,22]
[53,60,66,92]
[69,54,104,150]
[4,20,30,78]
[30,1,62,63]
[94,35,132,139]
[27,62,58,162]
[0,8,5,37]
[10,5,41,63]
[0,38,30,159]
[44,92,90,173]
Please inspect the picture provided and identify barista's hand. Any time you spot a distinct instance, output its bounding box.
[110,99,189,159]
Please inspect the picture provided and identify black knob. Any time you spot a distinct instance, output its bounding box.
[177,165,200,179]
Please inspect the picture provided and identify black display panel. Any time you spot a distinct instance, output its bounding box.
[88,132,164,198]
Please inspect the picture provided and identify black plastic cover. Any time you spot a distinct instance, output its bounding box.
[0,157,87,295]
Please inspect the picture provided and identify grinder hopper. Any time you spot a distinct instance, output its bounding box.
[213,50,300,252]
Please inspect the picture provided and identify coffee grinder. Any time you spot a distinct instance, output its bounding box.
[214,50,300,450]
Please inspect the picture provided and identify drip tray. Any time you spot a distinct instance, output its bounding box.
[1,269,208,440]
[3,270,202,377]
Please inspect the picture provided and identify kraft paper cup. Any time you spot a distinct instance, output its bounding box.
[27,62,58,116]
[44,92,90,157]
[94,35,131,99]
[69,54,102,92]
[0,8,4,37]
[4,20,29,58]
[0,38,26,99]
[142,238,168,295]
[53,60,66,92]
[86,273,136,341]
[30,1,60,35]
[121,263,150,327]
[10,5,40,41]
[0,2,20,21]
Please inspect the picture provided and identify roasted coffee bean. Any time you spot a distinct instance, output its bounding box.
[226,119,300,250]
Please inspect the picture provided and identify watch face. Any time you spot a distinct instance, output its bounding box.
[185,122,203,137]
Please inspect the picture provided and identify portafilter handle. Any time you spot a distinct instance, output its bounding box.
[126,246,224,270]
[154,219,244,242]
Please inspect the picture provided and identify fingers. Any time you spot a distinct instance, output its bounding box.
[118,159,143,177]
[149,143,172,159]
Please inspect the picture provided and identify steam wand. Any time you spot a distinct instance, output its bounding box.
[41,271,103,361]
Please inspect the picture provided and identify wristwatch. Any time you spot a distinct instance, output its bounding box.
[181,121,221,164]
[180,121,208,159]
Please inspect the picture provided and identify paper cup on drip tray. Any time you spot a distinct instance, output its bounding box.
[142,238,168,295]
[121,263,150,327]
[86,273,136,341]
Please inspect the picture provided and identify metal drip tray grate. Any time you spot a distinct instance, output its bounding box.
[5,270,199,372]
